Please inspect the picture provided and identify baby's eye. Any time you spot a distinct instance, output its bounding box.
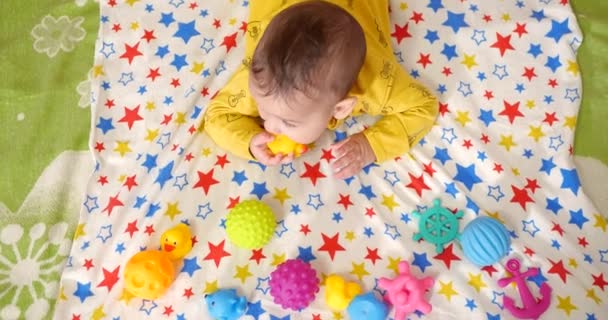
[283,120,297,128]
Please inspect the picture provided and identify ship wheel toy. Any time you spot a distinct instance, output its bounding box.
[412,198,463,253]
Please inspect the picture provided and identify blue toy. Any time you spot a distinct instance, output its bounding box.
[347,292,388,320]
[459,216,511,267]
[204,289,248,320]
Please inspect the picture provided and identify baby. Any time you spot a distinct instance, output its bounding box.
[203,0,438,179]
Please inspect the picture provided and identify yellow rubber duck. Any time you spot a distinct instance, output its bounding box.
[267,134,308,157]
[160,223,193,260]
[325,274,362,311]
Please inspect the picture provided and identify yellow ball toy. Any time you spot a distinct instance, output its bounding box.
[226,200,276,249]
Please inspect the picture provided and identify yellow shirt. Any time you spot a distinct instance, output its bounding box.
[203,0,438,162]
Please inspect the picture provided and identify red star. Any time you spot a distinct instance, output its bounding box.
[423,162,436,176]
[300,162,326,186]
[200,87,209,97]
[299,224,311,235]
[482,265,498,277]
[438,102,450,116]
[162,306,174,316]
[417,53,432,68]
[83,259,94,270]
[410,11,424,24]
[524,178,540,193]
[524,247,535,257]
[481,134,490,144]
[118,105,143,129]
[72,314,81,320]
[183,287,194,299]
[112,24,121,32]
[498,100,524,124]
[560,0,568,5]
[578,237,588,247]
[365,207,376,218]
[548,259,572,283]
[442,66,452,76]
[490,32,514,56]
[250,249,266,264]
[125,219,139,238]
[493,163,504,173]
[483,14,492,22]
[548,78,558,88]
[188,125,197,135]
[462,139,473,149]
[551,222,564,236]
[147,67,161,81]
[227,196,240,209]
[221,32,238,53]
[185,153,194,161]
[391,22,411,44]
[123,174,138,191]
[191,235,198,247]
[510,185,534,210]
[188,1,198,9]
[484,90,494,100]
[94,142,105,153]
[212,19,221,29]
[312,315,321,320]
[97,266,120,292]
[337,194,353,210]
[119,41,143,64]
[215,154,230,168]
[141,29,156,43]
[321,148,335,162]
[513,23,528,37]
[433,243,461,269]
[170,78,181,88]
[543,112,559,126]
[107,0,116,7]
[203,240,231,267]
[592,273,608,291]
[193,169,219,195]
[144,224,155,236]
[318,232,345,260]
[365,247,382,265]
[522,67,537,81]
[406,173,430,197]
[105,99,115,108]
[239,21,248,34]
[102,193,123,216]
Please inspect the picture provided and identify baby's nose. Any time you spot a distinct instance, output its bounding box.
[264,121,281,135]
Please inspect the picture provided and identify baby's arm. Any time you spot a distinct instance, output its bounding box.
[203,67,264,159]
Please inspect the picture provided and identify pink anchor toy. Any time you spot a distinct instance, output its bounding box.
[497,258,552,319]
[378,261,434,320]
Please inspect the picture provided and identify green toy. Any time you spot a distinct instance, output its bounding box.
[226,200,277,249]
[412,198,464,253]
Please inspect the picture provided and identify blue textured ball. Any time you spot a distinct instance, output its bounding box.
[460,216,511,267]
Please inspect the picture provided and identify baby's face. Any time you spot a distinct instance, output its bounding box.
[250,82,334,145]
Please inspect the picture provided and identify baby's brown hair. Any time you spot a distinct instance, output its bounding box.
[250,0,366,104]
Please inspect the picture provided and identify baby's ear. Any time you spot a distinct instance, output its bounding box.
[333,96,357,120]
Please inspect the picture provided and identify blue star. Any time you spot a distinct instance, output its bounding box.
[400,213,411,223]
[522,219,540,237]
[155,161,174,188]
[332,212,343,223]
[441,43,458,61]
[560,168,581,195]
[134,195,147,209]
[215,61,227,75]
[176,314,185,320]
[290,204,301,215]
[141,153,158,172]
[568,208,588,229]
[169,0,184,8]
[196,203,213,219]
[118,72,134,86]
[200,9,209,17]
[487,185,505,202]
[173,20,200,44]
[515,83,525,93]
[297,246,316,263]
[528,43,543,58]
[523,149,533,159]
[546,18,572,43]
[453,163,482,191]
[115,242,125,254]
[101,81,111,90]
[137,85,147,95]
[466,196,480,215]
[412,252,432,272]
[434,147,452,165]
[255,277,270,294]
[477,151,487,161]
[362,162,380,174]
[155,45,170,58]
[383,170,400,186]
[146,202,161,217]
[465,298,477,311]
[458,81,472,96]
[201,38,215,53]
[531,9,545,22]
[139,300,158,315]
[546,197,563,215]
[486,312,501,320]
[384,223,401,240]
[471,29,487,45]
[427,0,444,13]
[250,182,270,199]
[181,257,201,277]
[359,184,377,200]
[424,29,440,44]
[100,42,116,58]
[565,88,580,102]
[443,11,469,33]
[96,117,115,134]
[601,249,608,263]
[145,4,154,12]
[477,72,486,81]
[307,194,324,210]
[410,69,420,78]
[363,227,374,238]
[97,225,112,243]
[270,315,290,320]
[441,128,457,143]
[280,163,296,178]
[170,54,188,71]
[491,291,505,310]
[437,84,447,94]
[584,254,593,264]
[245,300,266,319]
[159,12,175,27]
[551,239,562,250]
[73,282,94,302]
[232,170,247,185]
[163,96,174,106]
[84,195,99,213]
[479,109,496,127]
[335,130,348,142]
[527,269,548,288]
[545,55,562,73]
[157,132,171,149]
[492,64,509,79]
[445,182,459,198]
[586,313,597,320]
[540,157,556,175]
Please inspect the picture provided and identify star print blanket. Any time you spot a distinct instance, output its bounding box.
[54,0,607,319]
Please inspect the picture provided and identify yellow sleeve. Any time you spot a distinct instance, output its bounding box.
[203,67,264,160]
[362,69,438,163]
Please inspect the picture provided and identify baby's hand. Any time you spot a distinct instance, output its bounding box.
[330,132,376,179]
[250,131,295,166]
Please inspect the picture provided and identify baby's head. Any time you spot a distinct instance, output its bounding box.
[249,0,366,144]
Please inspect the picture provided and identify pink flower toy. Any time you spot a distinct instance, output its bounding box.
[378,261,434,320]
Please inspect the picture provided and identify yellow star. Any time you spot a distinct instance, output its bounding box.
[563,115,577,130]
[118,174,127,183]
[174,112,187,125]
[58,286,67,300]
[437,281,459,302]
[93,65,105,77]
[381,194,399,212]
[273,188,291,205]
[461,54,478,70]
[234,264,253,283]
[119,289,135,304]
[568,258,578,269]
[467,273,487,292]
[332,312,344,320]
[399,2,408,10]
[593,214,607,232]
[499,135,516,151]
[73,223,86,240]
[586,288,601,304]
[528,125,545,142]
[387,256,402,274]
[164,202,182,220]
[130,22,139,31]
[191,61,205,75]
[567,60,579,76]
[201,148,212,157]
[511,167,520,176]
[485,211,504,224]
[229,18,237,26]
[204,280,219,294]
[556,295,577,316]
[145,101,156,111]
[271,253,286,266]
[114,141,132,157]
[350,262,370,281]
[501,13,511,22]
[125,0,140,6]
[345,231,355,241]
[91,305,106,320]
[145,128,159,142]
[526,100,536,109]
[455,110,471,126]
